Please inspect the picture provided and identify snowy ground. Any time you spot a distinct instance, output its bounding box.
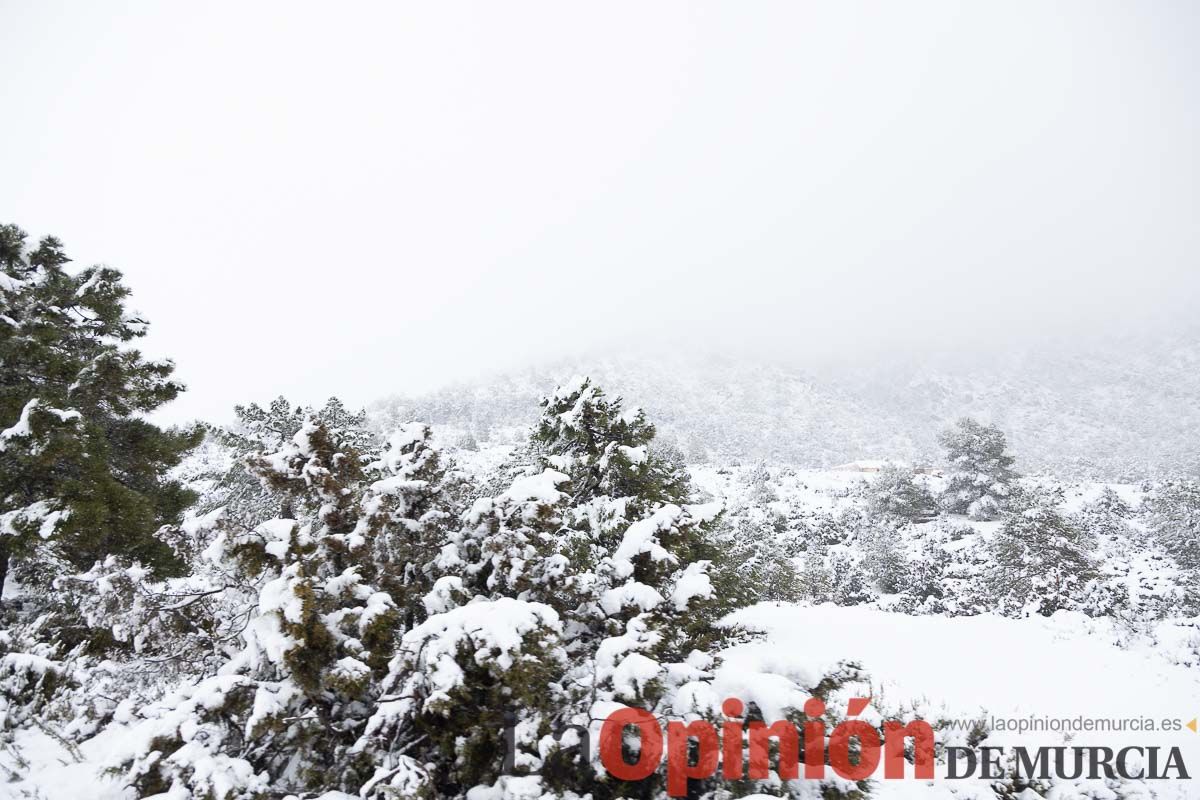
[719,604,1200,799]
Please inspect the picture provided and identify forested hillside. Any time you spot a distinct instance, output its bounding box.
[372,333,1200,482]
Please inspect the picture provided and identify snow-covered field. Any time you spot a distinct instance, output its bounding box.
[720,604,1200,798]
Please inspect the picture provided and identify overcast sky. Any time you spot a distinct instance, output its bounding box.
[1,1,1197,422]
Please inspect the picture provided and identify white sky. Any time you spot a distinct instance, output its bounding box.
[1,1,1197,423]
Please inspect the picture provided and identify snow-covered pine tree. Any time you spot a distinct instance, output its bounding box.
[314,396,377,453]
[533,376,691,522]
[523,378,873,799]
[987,506,1098,617]
[355,422,461,629]
[202,395,377,528]
[901,539,950,614]
[0,224,200,596]
[938,417,1018,520]
[830,553,876,606]
[857,520,911,595]
[359,378,743,799]
[1073,487,1134,549]
[529,377,737,688]
[228,396,305,453]
[863,462,935,523]
[744,461,778,504]
[797,541,835,604]
[718,515,801,605]
[113,418,406,798]
[355,466,570,798]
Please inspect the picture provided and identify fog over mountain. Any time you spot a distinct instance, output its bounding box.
[373,327,1200,481]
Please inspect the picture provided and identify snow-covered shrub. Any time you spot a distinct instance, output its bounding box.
[923,520,992,616]
[196,395,378,528]
[0,650,68,736]
[793,541,833,604]
[743,461,779,503]
[354,422,461,629]
[830,554,876,606]
[116,675,269,800]
[863,462,935,523]
[898,538,951,614]
[1143,479,1200,572]
[357,597,565,798]
[1077,487,1134,537]
[110,418,413,798]
[987,506,1098,617]
[717,516,802,605]
[857,520,911,595]
[53,551,236,668]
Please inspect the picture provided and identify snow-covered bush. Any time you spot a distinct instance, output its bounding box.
[863,462,935,523]
[1143,479,1200,572]
[354,422,461,628]
[715,515,802,605]
[0,651,68,736]
[987,506,1098,617]
[857,520,911,595]
[360,378,851,799]
[897,538,951,614]
[830,554,876,606]
[357,597,566,798]
[797,543,835,604]
[110,418,411,798]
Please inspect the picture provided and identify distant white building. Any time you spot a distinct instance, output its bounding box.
[830,459,943,477]
[830,459,889,473]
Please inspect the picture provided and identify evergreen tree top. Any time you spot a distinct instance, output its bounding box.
[938,416,1018,477]
[0,223,199,580]
[533,376,689,509]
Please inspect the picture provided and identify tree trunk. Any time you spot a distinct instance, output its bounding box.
[0,544,9,603]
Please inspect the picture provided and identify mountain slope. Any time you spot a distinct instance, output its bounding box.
[372,331,1200,480]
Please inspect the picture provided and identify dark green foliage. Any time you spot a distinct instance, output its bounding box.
[0,224,200,592]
